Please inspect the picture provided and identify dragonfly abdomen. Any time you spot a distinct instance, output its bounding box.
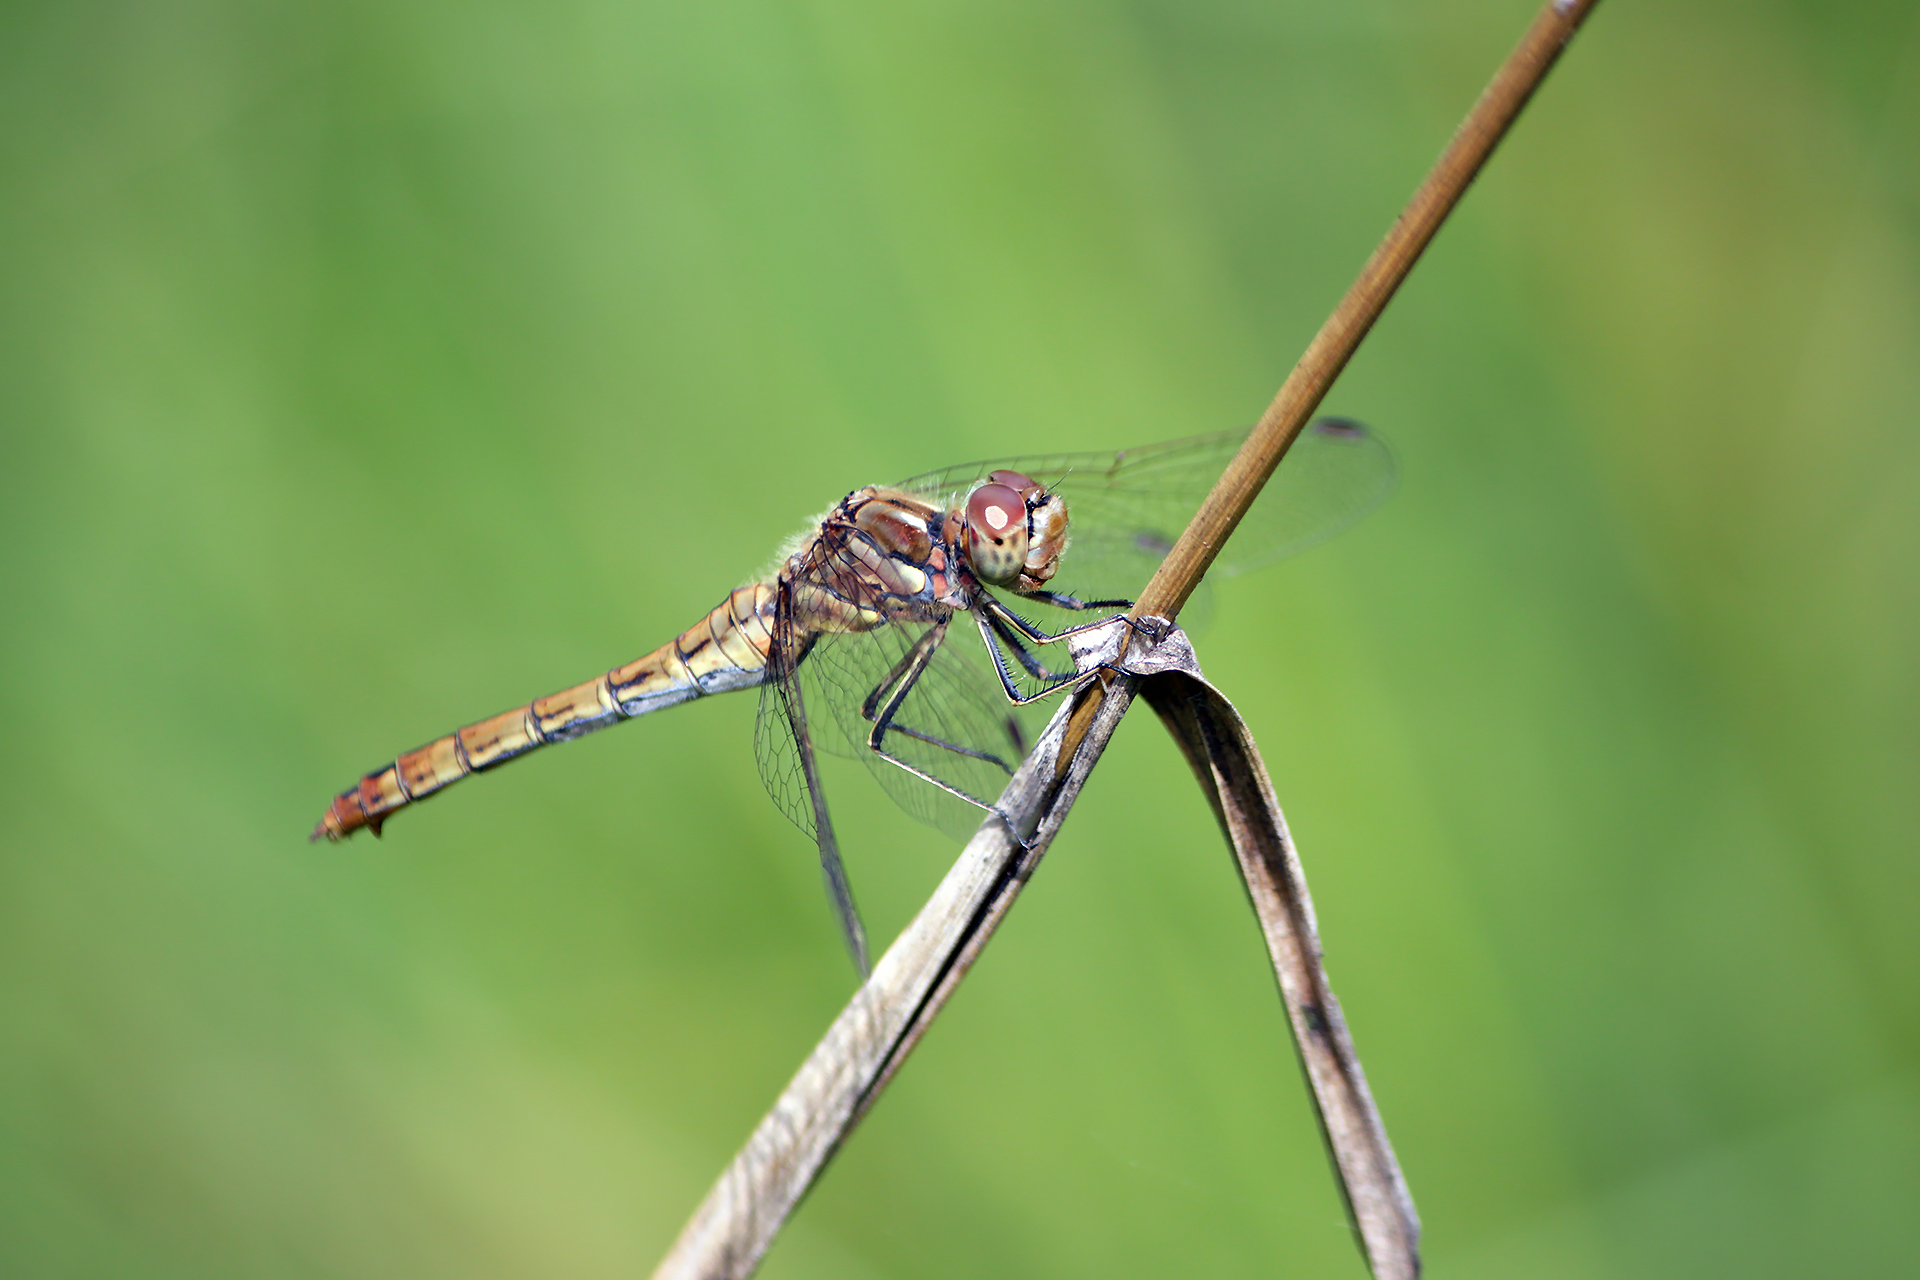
[311,584,777,841]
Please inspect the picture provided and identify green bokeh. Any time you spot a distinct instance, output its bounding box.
[3,1,1916,1276]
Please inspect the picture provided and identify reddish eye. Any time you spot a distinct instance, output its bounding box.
[987,469,1036,492]
[964,482,1031,587]
[966,483,1024,540]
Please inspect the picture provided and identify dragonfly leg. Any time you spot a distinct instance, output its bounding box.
[857,623,1016,772]
[1022,589,1133,613]
[980,590,1147,647]
[867,718,1018,773]
[856,620,1033,842]
[984,608,1079,683]
[972,608,1104,707]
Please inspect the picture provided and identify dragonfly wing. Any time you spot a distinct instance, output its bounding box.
[752,587,870,975]
[1211,417,1397,576]
[893,418,1395,606]
[798,616,1034,842]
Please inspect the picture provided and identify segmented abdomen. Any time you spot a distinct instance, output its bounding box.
[312,584,777,841]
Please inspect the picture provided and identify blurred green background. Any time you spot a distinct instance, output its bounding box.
[3,0,1916,1275]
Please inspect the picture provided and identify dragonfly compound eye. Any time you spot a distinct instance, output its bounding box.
[987,469,1037,492]
[964,482,1031,586]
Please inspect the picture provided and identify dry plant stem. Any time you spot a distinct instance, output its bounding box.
[656,3,1601,1275]
[1144,666,1419,1279]
[654,620,1145,1280]
[657,627,1414,1280]
[1132,0,1602,624]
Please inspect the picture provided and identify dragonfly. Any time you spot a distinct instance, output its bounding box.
[312,418,1394,974]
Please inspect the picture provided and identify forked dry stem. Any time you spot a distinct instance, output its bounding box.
[656,4,1601,1277]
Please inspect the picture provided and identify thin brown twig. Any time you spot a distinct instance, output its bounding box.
[1132,0,1602,624]
[654,3,1600,1275]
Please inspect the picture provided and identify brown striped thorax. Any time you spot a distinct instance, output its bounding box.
[787,475,1071,625]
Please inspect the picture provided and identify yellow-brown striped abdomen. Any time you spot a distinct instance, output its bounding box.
[311,584,777,841]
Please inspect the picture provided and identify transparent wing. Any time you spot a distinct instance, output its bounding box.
[894,417,1395,607]
[751,647,818,838]
[752,586,870,974]
[798,616,1034,843]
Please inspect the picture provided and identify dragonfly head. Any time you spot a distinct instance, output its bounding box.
[964,470,1069,593]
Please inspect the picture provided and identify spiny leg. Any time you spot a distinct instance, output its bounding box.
[868,718,1017,774]
[860,620,1031,844]
[972,608,1103,707]
[984,607,1079,684]
[979,589,1150,649]
[1022,589,1133,613]
[1030,588,1165,644]
[857,627,1018,774]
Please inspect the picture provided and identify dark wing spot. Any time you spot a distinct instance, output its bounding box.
[1311,416,1368,440]
[1133,530,1175,556]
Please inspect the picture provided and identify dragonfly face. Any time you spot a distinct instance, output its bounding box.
[960,469,1070,594]
[961,481,1029,585]
[314,418,1395,976]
